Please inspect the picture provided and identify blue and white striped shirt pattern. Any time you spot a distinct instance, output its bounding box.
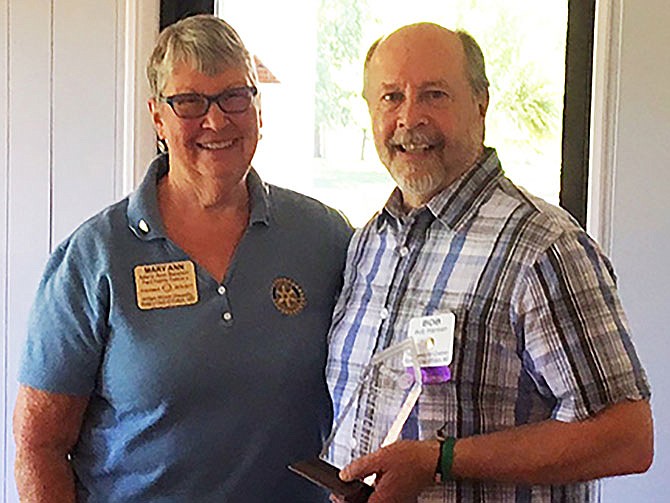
[326,148,650,502]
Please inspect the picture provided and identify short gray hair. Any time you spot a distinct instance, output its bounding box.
[456,30,489,100]
[362,36,383,101]
[362,24,489,101]
[147,14,257,98]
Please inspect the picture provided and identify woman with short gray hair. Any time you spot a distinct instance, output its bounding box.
[14,15,351,502]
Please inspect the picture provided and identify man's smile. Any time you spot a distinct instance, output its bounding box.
[392,142,437,153]
[197,138,239,150]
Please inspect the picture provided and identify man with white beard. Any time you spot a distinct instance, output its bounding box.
[325,22,652,503]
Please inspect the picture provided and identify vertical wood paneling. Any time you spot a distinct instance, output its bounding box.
[1,2,157,500]
[5,1,53,501]
[0,0,9,500]
[52,0,118,244]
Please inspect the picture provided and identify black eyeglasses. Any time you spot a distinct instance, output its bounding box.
[160,85,258,119]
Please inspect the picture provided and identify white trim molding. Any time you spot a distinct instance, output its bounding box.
[116,0,159,198]
[588,0,624,254]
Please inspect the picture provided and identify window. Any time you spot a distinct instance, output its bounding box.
[162,0,593,227]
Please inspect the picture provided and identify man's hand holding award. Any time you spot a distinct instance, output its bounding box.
[289,335,425,502]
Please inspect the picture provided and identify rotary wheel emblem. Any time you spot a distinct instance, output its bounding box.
[271,277,306,316]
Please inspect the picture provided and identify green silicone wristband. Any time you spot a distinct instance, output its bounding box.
[440,437,456,480]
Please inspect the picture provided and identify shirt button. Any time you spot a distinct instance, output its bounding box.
[399,246,409,257]
[217,285,226,295]
[222,312,232,321]
[380,308,389,320]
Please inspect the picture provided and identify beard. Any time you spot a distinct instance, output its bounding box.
[379,125,482,207]
[388,155,446,203]
[380,127,448,206]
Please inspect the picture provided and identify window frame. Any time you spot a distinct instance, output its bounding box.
[160,0,214,30]
[560,0,596,226]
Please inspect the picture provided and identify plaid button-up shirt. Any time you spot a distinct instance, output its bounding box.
[326,148,650,502]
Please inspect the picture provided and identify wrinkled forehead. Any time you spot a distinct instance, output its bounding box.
[368,27,467,89]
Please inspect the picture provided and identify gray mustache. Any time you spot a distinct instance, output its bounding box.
[389,128,443,147]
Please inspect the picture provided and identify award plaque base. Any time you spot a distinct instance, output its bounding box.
[288,458,373,503]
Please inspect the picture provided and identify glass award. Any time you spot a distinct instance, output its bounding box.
[288,338,423,502]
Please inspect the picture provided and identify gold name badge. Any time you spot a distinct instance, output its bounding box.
[134,260,199,310]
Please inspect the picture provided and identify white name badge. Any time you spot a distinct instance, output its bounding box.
[404,312,455,367]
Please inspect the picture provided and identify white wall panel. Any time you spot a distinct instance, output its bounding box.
[1,2,158,501]
[603,0,670,500]
[52,0,119,244]
[4,2,53,501]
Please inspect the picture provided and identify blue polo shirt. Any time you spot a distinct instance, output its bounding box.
[19,154,353,502]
